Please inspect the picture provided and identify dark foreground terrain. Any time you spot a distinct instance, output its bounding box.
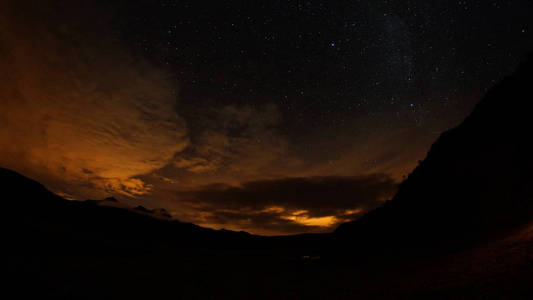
[4,58,533,299]
[8,217,532,299]
[3,167,531,299]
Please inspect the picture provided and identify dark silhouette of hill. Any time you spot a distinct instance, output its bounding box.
[334,55,533,255]
[2,167,327,255]
[1,167,267,256]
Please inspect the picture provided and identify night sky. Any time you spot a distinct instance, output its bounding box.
[1,0,532,235]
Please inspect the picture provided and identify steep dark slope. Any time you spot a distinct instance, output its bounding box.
[335,56,533,253]
[1,167,260,255]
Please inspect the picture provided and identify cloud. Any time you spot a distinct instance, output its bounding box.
[173,174,397,235]
[0,1,414,235]
[183,104,289,174]
[0,1,188,199]
[150,103,305,189]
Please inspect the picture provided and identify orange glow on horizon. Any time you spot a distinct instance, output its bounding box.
[344,208,363,215]
[282,210,338,227]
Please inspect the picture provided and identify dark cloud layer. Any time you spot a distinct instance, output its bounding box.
[175,174,397,235]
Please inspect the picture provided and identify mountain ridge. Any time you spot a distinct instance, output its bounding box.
[334,55,533,254]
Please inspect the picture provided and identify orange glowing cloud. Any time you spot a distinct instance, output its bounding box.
[0,1,188,199]
[282,210,339,227]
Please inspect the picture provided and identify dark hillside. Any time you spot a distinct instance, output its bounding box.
[1,167,262,255]
[335,56,533,254]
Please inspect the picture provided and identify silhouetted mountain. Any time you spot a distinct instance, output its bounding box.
[156,208,172,218]
[1,167,268,256]
[133,205,151,213]
[2,166,326,256]
[104,196,118,202]
[335,56,533,255]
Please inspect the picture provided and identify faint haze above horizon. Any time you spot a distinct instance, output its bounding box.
[1,0,532,235]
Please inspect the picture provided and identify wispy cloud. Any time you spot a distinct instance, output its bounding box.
[0,1,188,199]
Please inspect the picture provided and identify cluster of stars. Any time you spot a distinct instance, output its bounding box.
[111,0,532,139]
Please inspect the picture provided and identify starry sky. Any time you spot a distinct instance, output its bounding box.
[1,0,532,235]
